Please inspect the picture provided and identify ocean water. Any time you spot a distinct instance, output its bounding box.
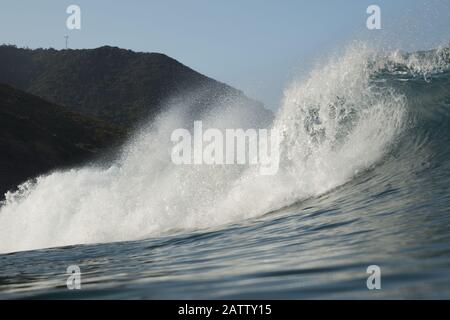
[1,44,450,299]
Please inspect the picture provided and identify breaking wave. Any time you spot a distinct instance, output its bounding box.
[1,42,449,253]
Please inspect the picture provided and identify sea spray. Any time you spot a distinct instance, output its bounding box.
[0,43,409,253]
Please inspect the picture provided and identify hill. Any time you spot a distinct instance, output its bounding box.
[0,45,271,128]
[0,84,125,196]
[0,44,273,197]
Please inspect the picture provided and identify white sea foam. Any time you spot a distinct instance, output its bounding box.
[0,44,407,253]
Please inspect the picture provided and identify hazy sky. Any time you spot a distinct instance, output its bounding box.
[1,0,450,109]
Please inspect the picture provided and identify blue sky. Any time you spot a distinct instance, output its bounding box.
[1,0,449,109]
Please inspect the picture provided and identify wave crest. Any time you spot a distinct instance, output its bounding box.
[0,43,430,253]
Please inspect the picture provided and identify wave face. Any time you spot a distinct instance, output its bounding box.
[1,43,449,254]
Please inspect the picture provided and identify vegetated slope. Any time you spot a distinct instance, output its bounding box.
[0,83,125,196]
[0,45,271,127]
